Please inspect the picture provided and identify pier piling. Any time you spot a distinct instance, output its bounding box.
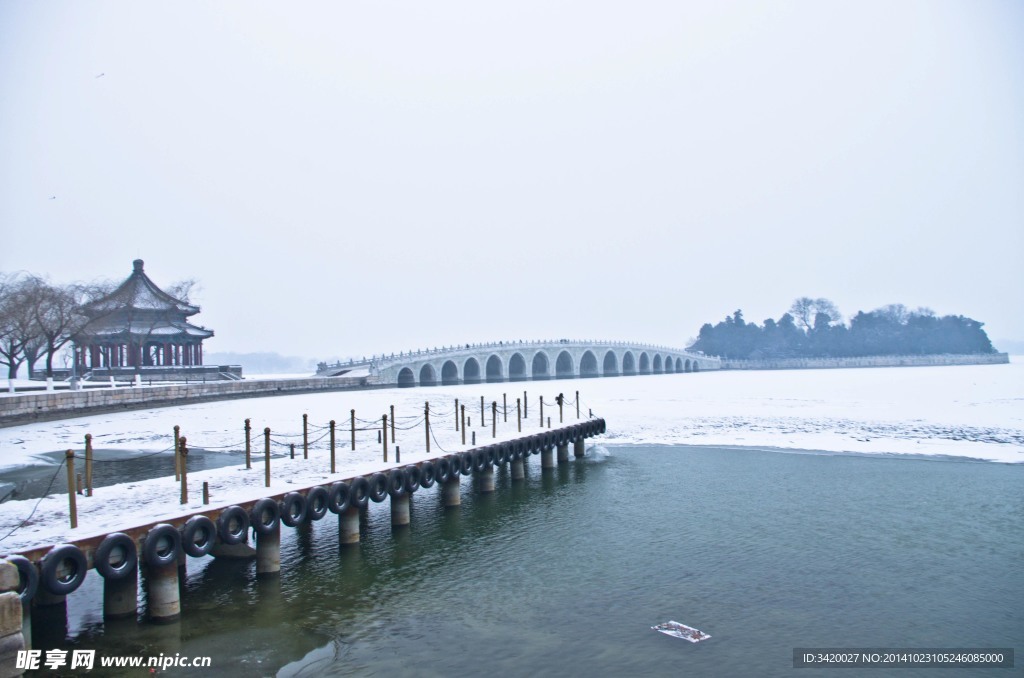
[390,494,410,526]
[103,573,137,620]
[557,443,569,464]
[442,478,461,506]
[574,438,586,458]
[144,563,180,623]
[256,525,281,578]
[542,446,556,469]
[339,506,360,544]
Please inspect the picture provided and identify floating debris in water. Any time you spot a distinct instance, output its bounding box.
[652,621,710,643]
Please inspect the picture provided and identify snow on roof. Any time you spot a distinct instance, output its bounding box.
[83,259,200,317]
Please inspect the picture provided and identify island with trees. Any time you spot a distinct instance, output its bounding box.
[689,297,1007,368]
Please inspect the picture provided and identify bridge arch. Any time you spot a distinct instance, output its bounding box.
[693,361,700,372]
[531,351,550,380]
[653,354,663,374]
[398,367,415,388]
[622,351,636,376]
[675,357,683,372]
[464,357,481,384]
[486,354,503,383]
[442,360,459,385]
[639,352,650,374]
[419,363,437,386]
[664,355,674,373]
[684,359,692,373]
[603,350,618,376]
[580,350,598,378]
[508,353,527,381]
[555,351,574,379]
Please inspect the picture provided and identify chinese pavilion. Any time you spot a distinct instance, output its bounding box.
[72,260,214,373]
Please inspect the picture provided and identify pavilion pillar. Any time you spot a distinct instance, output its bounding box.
[90,345,100,368]
[198,344,203,365]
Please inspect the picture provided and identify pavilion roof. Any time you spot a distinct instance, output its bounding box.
[80,318,214,341]
[83,259,200,317]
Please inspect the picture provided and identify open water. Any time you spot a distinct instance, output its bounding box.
[34,446,1023,677]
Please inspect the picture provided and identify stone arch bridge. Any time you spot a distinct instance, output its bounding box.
[318,340,720,387]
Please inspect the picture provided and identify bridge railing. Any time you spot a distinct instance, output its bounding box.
[320,340,713,371]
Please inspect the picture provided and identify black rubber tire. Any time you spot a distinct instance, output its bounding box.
[473,448,488,472]
[404,465,421,493]
[181,515,217,557]
[435,457,451,484]
[368,473,389,502]
[217,505,250,545]
[495,443,509,464]
[142,524,181,569]
[6,555,38,604]
[40,544,87,596]
[387,468,407,498]
[510,444,522,461]
[460,451,474,475]
[419,461,436,489]
[528,435,543,453]
[348,476,370,509]
[306,486,329,520]
[93,532,137,581]
[599,419,606,434]
[327,482,350,515]
[280,492,308,527]
[250,498,280,536]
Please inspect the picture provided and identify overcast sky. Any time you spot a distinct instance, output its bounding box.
[2,1,1021,361]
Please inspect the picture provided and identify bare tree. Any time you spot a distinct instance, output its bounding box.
[0,274,44,379]
[789,297,842,331]
[31,278,88,379]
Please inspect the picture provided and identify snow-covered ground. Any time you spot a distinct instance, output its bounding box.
[0,360,1020,553]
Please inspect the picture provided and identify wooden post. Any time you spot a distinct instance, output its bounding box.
[76,473,83,495]
[472,431,476,446]
[396,445,401,463]
[382,415,388,462]
[461,405,466,445]
[540,396,544,427]
[524,391,528,418]
[589,408,593,418]
[576,391,580,419]
[558,393,563,424]
[517,398,522,432]
[245,418,252,469]
[455,398,459,431]
[503,393,507,422]
[202,482,209,505]
[330,420,336,473]
[173,424,181,481]
[85,433,93,497]
[351,410,356,450]
[492,402,497,438]
[425,402,430,453]
[179,437,188,504]
[303,414,308,459]
[65,451,77,528]
[390,405,396,443]
[480,396,484,427]
[290,443,295,459]
[264,427,271,487]
[547,416,551,429]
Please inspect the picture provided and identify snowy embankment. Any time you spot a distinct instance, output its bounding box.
[0,361,1020,553]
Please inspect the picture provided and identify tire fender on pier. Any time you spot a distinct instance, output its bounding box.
[142,524,181,569]
[94,532,137,580]
[418,461,436,489]
[348,477,370,509]
[40,544,87,596]
[403,465,421,493]
[387,469,407,498]
[327,483,350,515]
[306,486,329,520]
[217,506,250,545]
[181,516,217,557]
[280,492,308,527]
[368,474,388,502]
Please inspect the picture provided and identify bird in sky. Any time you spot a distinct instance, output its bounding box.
[95,72,105,78]
[49,196,56,200]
